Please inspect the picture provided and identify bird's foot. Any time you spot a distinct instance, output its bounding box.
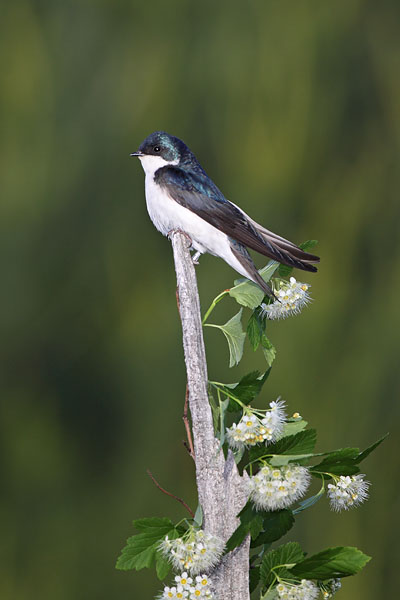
[191,251,201,265]
[167,229,193,247]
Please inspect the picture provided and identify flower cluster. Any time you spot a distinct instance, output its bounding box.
[226,400,286,450]
[275,579,319,599]
[320,578,342,598]
[159,573,213,599]
[261,277,311,320]
[248,464,311,510]
[327,474,369,511]
[159,528,225,575]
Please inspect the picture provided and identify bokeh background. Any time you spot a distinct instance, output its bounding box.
[1,1,399,598]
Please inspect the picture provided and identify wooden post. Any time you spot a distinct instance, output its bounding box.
[171,231,250,600]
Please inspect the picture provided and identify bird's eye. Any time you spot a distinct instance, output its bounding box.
[153,146,161,153]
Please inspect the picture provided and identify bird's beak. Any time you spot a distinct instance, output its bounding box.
[130,151,144,157]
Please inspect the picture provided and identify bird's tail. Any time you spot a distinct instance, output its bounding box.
[229,239,276,300]
[247,218,320,273]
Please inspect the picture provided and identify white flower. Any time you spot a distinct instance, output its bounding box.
[327,474,369,511]
[276,579,319,599]
[226,401,286,450]
[159,574,213,600]
[159,528,224,575]
[175,573,193,587]
[189,574,213,598]
[261,277,311,320]
[261,400,286,442]
[159,585,189,599]
[248,464,311,510]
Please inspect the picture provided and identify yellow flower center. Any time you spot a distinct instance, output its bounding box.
[200,548,206,554]
[246,421,253,427]
[201,579,208,586]
[181,579,187,585]
[195,591,201,597]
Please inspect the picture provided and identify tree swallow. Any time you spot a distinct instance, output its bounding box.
[131,131,319,298]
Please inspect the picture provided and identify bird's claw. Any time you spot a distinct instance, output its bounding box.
[167,231,200,265]
[191,251,201,265]
[167,229,193,248]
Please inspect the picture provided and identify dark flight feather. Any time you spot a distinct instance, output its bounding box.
[155,166,320,272]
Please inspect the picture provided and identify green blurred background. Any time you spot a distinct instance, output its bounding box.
[1,1,399,598]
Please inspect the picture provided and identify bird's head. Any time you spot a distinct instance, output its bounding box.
[131,131,201,175]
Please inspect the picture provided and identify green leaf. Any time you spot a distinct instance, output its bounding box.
[355,433,388,464]
[249,566,260,593]
[228,369,272,409]
[229,261,279,309]
[300,239,319,251]
[205,309,246,367]
[247,444,272,464]
[133,517,175,532]
[247,309,265,351]
[241,503,263,539]
[226,506,294,554]
[291,546,371,579]
[225,503,262,552]
[313,463,360,477]
[282,419,308,436]
[225,370,270,403]
[116,518,182,572]
[234,446,245,464]
[251,509,295,548]
[261,334,276,366]
[238,501,256,525]
[278,240,319,277]
[310,435,388,478]
[310,448,360,477]
[208,391,220,434]
[212,369,271,412]
[249,514,264,540]
[269,453,315,466]
[193,504,203,528]
[218,398,230,446]
[260,542,305,589]
[293,482,325,514]
[155,551,171,580]
[248,429,316,466]
[268,429,317,456]
[260,590,279,600]
[225,521,250,553]
[116,534,157,570]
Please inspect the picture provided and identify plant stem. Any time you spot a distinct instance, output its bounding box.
[202,290,229,324]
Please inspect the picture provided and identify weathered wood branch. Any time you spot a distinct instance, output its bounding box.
[171,231,250,600]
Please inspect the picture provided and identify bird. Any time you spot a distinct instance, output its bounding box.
[131,131,319,298]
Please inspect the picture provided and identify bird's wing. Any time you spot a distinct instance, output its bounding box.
[231,203,320,266]
[155,166,320,272]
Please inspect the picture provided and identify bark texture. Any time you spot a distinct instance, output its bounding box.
[171,231,250,600]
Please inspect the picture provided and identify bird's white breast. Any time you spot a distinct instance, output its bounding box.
[138,155,251,280]
[138,155,219,254]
